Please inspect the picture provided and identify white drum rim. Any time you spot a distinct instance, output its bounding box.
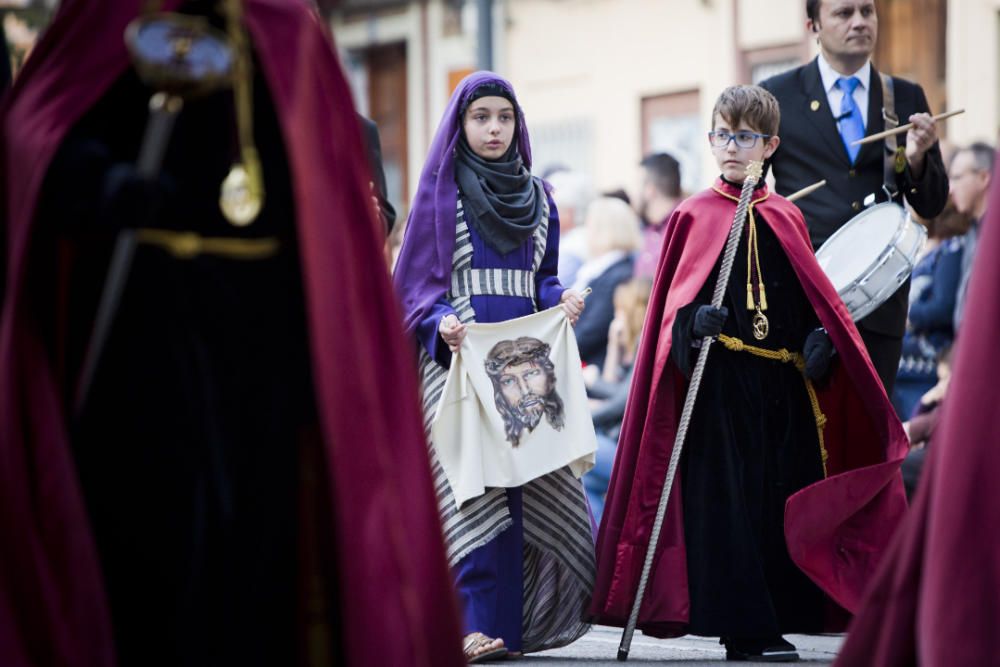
[814,202,927,321]
[814,202,908,261]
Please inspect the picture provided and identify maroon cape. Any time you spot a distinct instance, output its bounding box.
[589,180,909,636]
[835,164,1000,667]
[0,1,462,665]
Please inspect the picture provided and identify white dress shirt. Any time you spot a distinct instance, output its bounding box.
[817,53,871,128]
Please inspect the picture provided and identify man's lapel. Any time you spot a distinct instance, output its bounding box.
[800,57,852,167]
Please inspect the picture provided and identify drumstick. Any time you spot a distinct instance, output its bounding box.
[851,109,965,146]
[787,179,827,203]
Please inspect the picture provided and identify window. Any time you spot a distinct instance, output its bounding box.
[641,90,702,195]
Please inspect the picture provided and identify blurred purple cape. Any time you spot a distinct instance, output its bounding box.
[393,71,537,338]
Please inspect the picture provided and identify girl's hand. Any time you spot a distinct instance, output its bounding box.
[560,289,585,326]
[439,314,467,353]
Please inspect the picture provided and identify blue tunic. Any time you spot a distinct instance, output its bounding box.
[417,197,564,363]
[416,198,566,651]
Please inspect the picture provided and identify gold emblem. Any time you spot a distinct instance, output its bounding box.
[219,161,264,227]
[810,100,821,111]
[752,310,769,340]
[894,146,907,174]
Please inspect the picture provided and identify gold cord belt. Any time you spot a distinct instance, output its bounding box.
[717,333,829,477]
[136,228,281,260]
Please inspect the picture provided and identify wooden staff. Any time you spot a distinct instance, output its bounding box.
[851,109,965,146]
[616,161,764,662]
[787,179,827,203]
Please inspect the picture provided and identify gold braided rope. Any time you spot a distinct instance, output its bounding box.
[136,228,280,260]
[717,333,829,477]
[712,187,771,313]
[219,0,265,226]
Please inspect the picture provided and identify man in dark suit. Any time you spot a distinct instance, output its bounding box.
[761,0,948,395]
[358,114,398,234]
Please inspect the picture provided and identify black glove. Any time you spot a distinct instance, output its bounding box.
[691,305,728,339]
[803,328,834,381]
[101,162,171,227]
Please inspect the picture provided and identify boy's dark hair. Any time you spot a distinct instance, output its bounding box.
[639,153,681,198]
[711,85,781,137]
[806,0,821,22]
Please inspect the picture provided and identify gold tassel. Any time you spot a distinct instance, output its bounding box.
[759,285,768,311]
[747,284,755,310]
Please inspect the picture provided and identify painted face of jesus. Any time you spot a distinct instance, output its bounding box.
[498,360,549,426]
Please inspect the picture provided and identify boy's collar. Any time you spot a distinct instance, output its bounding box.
[716,175,768,196]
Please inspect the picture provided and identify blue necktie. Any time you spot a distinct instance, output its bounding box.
[836,76,864,163]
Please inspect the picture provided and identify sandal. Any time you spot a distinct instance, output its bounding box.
[463,632,508,664]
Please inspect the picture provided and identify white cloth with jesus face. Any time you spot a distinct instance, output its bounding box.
[432,306,597,506]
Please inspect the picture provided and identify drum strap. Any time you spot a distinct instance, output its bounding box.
[879,72,905,201]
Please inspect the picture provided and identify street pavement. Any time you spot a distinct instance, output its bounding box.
[519,626,841,665]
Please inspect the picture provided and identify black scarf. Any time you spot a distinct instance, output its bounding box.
[455,137,545,255]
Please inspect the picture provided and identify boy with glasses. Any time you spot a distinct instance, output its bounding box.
[591,86,908,662]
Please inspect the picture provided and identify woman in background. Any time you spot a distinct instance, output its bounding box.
[571,197,641,369]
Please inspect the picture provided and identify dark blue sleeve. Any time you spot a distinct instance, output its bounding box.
[536,194,566,310]
[908,243,963,331]
[590,367,633,430]
[899,84,949,220]
[574,276,616,364]
[416,297,458,368]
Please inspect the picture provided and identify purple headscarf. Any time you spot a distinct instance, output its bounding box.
[393,71,536,338]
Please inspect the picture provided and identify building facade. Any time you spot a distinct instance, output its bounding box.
[326,0,996,213]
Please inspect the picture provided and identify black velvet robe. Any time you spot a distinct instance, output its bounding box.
[34,36,325,667]
[671,202,827,639]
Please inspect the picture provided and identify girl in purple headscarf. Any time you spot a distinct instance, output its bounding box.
[394,72,594,661]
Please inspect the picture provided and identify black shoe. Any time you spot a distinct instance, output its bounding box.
[723,636,799,662]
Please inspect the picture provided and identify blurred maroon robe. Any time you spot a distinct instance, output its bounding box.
[0,1,462,665]
[835,159,1000,667]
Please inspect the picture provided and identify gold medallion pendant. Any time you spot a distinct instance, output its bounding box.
[217,0,265,227]
[220,162,263,227]
[752,309,769,340]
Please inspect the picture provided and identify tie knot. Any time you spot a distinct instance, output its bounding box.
[837,76,861,94]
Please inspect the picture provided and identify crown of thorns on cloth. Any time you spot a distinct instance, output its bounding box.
[484,337,553,375]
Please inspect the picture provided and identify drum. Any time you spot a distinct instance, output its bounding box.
[814,202,926,322]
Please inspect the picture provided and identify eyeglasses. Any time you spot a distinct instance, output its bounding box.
[708,130,771,149]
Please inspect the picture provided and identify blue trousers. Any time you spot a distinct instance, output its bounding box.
[453,488,524,652]
[583,432,618,525]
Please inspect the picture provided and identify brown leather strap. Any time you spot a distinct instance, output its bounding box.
[879,71,905,199]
